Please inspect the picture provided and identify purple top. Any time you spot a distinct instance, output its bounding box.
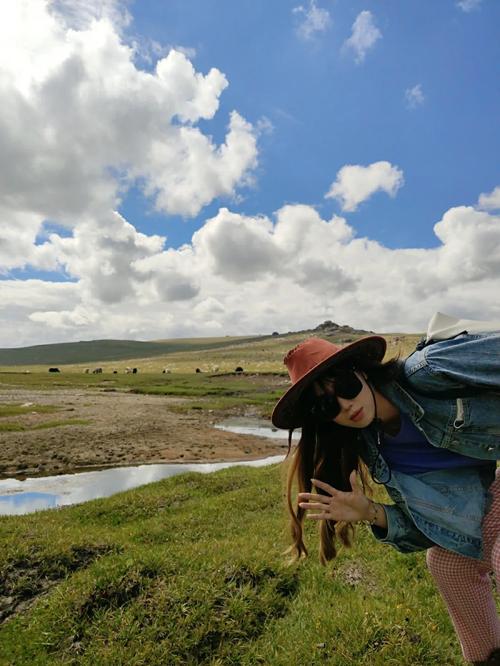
[381,413,490,475]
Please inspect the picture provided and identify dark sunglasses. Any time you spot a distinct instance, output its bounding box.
[309,369,363,421]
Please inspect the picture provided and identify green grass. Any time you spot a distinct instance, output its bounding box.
[128,374,284,416]
[0,331,423,375]
[0,419,91,433]
[0,403,89,432]
[0,464,465,665]
[0,373,286,418]
[169,393,282,415]
[0,404,60,418]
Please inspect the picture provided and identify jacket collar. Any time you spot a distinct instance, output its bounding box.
[377,381,425,423]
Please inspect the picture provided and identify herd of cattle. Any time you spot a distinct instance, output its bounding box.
[48,366,143,374]
[48,366,245,374]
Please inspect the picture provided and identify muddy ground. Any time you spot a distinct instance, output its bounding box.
[0,388,289,479]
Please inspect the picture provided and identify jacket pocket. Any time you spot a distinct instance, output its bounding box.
[460,393,500,434]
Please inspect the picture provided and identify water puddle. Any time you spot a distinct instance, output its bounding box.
[0,419,295,516]
[0,456,286,516]
[213,416,297,440]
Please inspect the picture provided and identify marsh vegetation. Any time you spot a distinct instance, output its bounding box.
[0,464,462,665]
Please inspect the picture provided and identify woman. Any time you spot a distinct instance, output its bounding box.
[271,334,500,665]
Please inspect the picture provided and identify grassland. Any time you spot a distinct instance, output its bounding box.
[0,330,420,436]
[0,418,91,433]
[1,328,467,664]
[0,463,463,665]
[0,330,421,375]
[0,336,273,367]
[0,371,287,422]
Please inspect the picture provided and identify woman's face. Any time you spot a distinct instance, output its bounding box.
[311,370,376,429]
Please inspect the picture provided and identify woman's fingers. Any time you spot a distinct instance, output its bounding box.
[297,473,370,523]
[298,501,327,510]
[349,470,360,492]
[297,492,329,502]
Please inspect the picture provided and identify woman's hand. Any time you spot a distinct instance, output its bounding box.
[298,470,373,523]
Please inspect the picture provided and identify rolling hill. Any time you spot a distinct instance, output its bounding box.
[0,336,271,366]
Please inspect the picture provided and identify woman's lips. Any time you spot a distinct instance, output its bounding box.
[350,407,363,422]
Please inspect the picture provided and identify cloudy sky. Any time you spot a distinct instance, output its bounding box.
[1,0,499,348]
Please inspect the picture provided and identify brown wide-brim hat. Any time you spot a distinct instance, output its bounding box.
[271,335,386,430]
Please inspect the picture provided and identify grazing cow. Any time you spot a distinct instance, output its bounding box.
[48,368,60,373]
[132,368,138,374]
[195,368,202,373]
[84,368,90,374]
[92,367,103,374]
[162,368,171,374]
[235,366,244,373]
[113,370,118,374]
[125,367,132,374]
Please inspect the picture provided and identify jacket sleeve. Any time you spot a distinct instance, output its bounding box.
[404,332,500,394]
[370,503,435,553]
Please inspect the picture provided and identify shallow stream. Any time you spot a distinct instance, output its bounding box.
[0,419,296,516]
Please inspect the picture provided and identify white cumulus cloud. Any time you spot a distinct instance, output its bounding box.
[3,198,500,348]
[0,0,258,228]
[478,186,500,211]
[457,0,482,12]
[325,161,404,212]
[433,206,500,282]
[0,0,262,326]
[343,10,381,63]
[293,0,332,40]
[50,0,131,30]
[1,2,500,349]
[405,84,425,109]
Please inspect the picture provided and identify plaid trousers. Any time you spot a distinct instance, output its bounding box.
[426,469,500,663]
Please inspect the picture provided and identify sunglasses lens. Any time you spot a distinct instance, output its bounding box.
[311,393,340,420]
[310,370,363,421]
[334,371,363,399]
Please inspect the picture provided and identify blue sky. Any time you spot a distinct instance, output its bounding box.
[0,0,499,346]
[121,0,500,249]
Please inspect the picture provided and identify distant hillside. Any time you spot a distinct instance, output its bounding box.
[0,320,402,369]
[0,336,270,367]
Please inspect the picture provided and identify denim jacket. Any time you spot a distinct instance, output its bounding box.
[358,332,499,559]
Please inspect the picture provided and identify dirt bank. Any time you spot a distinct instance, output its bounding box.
[0,388,288,479]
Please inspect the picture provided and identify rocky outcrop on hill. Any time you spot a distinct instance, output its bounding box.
[313,320,374,336]
[275,320,374,339]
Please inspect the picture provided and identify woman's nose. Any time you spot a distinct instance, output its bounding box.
[336,395,353,411]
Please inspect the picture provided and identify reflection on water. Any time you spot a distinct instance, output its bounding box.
[1,491,59,514]
[0,419,294,516]
[213,417,298,440]
[0,456,285,516]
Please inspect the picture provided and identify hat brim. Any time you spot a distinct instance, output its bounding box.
[271,336,386,430]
